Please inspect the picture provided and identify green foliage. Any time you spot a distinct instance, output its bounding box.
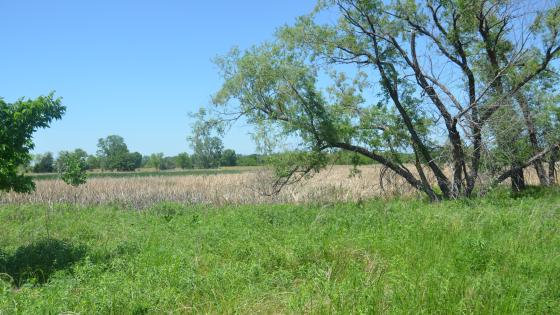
[188,108,224,169]
[212,36,431,192]
[60,152,88,187]
[129,152,143,171]
[147,202,188,223]
[220,149,237,166]
[148,153,176,171]
[213,0,560,199]
[175,152,193,169]
[55,149,88,173]
[32,152,55,173]
[148,153,165,170]
[268,150,330,190]
[96,135,142,171]
[86,155,101,170]
[0,93,65,192]
[0,191,559,313]
[236,154,266,166]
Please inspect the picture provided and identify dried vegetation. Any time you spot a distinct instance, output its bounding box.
[1,165,549,208]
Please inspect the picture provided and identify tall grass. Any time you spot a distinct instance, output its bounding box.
[0,189,559,313]
[2,165,550,208]
[28,167,250,181]
[2,166,420,208]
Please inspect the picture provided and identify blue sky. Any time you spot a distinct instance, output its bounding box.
[0,0,316,156]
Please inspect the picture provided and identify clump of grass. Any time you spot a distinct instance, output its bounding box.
[0,190,559,313]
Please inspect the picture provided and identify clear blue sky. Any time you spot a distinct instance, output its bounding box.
[0,0,316,156]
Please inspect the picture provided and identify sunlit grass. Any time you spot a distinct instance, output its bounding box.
[1,188,559,313]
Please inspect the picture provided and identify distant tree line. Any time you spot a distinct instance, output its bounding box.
[29,144,406,174]
[27,134,247,173]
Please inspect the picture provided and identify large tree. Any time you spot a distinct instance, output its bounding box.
[188,109,224,169]
[175,152,193,169]
[33,152,55,173]
[213,0,560,200]
[0,93,65,192]
[96,135,142,171]
[221,149,238,167]
[148,153,175,171]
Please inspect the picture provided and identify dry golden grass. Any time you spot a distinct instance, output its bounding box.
[0,165,549,208]
[1,166,411,208]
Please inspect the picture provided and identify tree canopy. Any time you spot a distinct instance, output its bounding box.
[188,109,224,169]
[213,0,560,200]
[176,152,193,169]
[221,149,238,167]
[60,151,88,187]
[96,135,142,171]
[33,152,55,173]
[0,93,65,192]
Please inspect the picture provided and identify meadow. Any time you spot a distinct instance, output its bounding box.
[0,187,559,314]
[1,167,559,313]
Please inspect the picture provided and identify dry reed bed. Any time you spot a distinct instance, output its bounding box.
[0,166,417,208]
[0,165,546,208]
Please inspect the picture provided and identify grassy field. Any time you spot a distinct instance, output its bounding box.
[1,187,559,314]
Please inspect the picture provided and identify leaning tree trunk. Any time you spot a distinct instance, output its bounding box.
[516,93,549,186]
[511,165,526,193]
[549,146,559,185]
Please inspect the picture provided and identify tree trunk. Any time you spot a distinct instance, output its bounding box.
[413,147,432,196]
[449,127,465,198]
[511,166,526,193]
[549,146,559,185]
[333,142,441,201]
[466,121,482,197]
[516,93,549,185]
[368,30,452,199]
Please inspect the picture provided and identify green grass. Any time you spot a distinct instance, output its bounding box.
[0,189,559,314]
[28,168,250,181]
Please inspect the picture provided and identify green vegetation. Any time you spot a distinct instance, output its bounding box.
[0,188,559,313]
[2,2,560,312]
[220,149,238,167]
[175,152,193,169]
[213,0,560,200]
[60,153,88,187]
[55,149,88,174]
[32,153,55,174]
[0,93,65,193]
[188,108,225,169]
[96,135,143,172]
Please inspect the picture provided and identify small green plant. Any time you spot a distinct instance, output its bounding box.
[148,202,186,222]
[60,153,87,187]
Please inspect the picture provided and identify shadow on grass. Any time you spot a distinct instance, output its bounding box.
[0,238,87,287]
[512,185,559,199]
